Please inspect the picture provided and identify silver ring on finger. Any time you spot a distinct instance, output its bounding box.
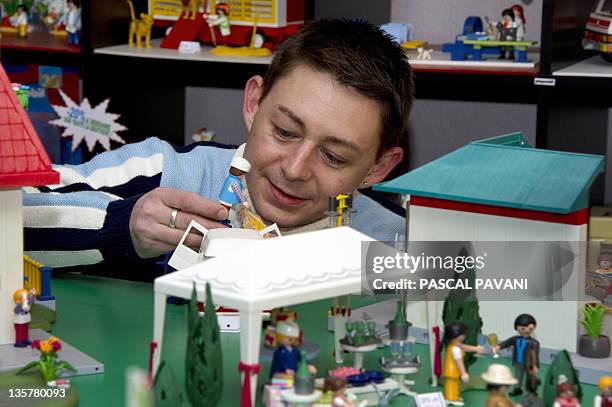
[169,208,180,229]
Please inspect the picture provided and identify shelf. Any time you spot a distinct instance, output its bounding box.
[554,55,612,78]
[405,49,540,77]
[94,38,271,65]
[0,29,81,54]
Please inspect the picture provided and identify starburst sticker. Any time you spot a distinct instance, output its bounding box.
[50,90,127,152]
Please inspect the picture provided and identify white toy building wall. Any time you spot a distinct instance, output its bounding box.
[0,189,24,345]
[407,205,586,352]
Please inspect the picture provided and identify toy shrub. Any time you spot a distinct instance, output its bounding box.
[442,246,483,369]
[185,283,223,406]
[578,303,610,358]
[17,337,76,383]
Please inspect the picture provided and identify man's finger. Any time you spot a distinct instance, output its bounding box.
[159,188,228,220]
[153,206,228,231]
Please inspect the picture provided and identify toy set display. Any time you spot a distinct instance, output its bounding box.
[0,0,81,45]
[441,5,537,63]
[122,0,304,56]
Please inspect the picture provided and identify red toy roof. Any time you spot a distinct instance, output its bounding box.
[0,63,58,188]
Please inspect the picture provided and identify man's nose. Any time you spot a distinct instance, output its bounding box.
[281,145,313,182]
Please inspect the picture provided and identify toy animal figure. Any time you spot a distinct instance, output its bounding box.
[416,46,433,60]
[182,0,197,20]
[127,0,153,48]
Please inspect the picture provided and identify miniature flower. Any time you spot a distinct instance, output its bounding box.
[48,336,59,344]
[51,341,61,351]
[39,340,53,354]
[31,339,41,349]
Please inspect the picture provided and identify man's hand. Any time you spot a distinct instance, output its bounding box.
[461,373,470,383]
[129,188,229,258]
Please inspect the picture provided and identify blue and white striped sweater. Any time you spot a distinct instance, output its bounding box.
[23,137,405,268]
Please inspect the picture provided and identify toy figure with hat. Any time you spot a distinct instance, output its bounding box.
[269,320,302,378]
[482,364,521,407]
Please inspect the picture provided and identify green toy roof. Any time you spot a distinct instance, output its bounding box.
[374,133,604,214]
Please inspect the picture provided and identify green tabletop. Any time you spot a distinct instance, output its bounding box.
[50,273,599,407]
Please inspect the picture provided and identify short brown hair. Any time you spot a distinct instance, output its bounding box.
[261,19,414,158]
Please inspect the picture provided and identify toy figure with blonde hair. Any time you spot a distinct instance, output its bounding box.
[595,376,612,407]
[13,288,36,347]
[442,321,485,405]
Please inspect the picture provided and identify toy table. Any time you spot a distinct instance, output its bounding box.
[280,389,321,406]
[339,343,379,369]
[383,366,418,397]
[33,273,603,407]
[462,40,537,62]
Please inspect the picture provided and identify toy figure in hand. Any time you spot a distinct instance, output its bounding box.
[219,156,250,212]
[595,376,612,407]
[13,288,36,347]
[553,381,581,407]
[493,313,540,396]
[65,0,81,46]
[442,321,485,406]
[482,364,521,407]
[269,321,315,378]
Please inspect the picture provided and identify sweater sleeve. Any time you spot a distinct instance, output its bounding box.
[23,137,167,267]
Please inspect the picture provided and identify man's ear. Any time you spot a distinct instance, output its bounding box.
[362,147,404,186]
[243,75,264,133]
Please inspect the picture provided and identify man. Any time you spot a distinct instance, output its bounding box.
[493,314,540,396]
[23,19,414,271]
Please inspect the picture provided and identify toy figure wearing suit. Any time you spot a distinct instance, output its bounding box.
[494,314,540,396]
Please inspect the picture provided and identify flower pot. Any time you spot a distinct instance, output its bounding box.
[577,334,611,358]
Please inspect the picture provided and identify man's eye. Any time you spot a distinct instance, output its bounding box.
[322,149,346,167]
[273,125,295,139]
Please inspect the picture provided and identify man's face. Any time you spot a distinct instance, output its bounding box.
[517,324,535,337]
[242,64,402,228]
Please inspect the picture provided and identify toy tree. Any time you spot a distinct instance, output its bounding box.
[1,0,19,16]
[442,246,483,369]
[542,350,582,406]
[185,283,223,406]
[154,361,182,407]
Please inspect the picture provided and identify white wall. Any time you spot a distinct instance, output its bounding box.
[0,189,24,345]
[407,205,587,352]
[391,0,543,45]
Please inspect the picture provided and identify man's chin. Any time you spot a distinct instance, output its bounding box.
[256,205,320,229]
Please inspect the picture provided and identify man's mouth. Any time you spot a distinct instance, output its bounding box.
[267,180,307,206]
